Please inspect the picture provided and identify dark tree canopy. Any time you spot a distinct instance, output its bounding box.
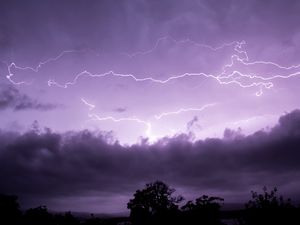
[246,187,293,210]
[181,195,224,225]
[182,195,224,211]
[1,185,300,225]
[24,206,54,225]
[0,194,22,225]
[127,181,183,225]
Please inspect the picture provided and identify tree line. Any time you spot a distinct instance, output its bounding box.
[1,181,300,225]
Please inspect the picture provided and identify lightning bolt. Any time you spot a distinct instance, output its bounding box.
[87,113,153,137]
[230,114,277,126]
[4,36,300,97]
[80,98,152,137]
[5,49,83,85]
[80,98,215,139]
[45,38,300,97]
[154,103,216,120]
[80,98,96,111]
[45,39,250,89]
[4,36,299,98]
[3,33,299,143]
[121,35,241,58]
[47,69,275,97]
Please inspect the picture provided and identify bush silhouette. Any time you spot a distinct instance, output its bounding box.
[24,205,55,225]
[54,212,80,225]
[181,195,225,225]
[241,187,299,225]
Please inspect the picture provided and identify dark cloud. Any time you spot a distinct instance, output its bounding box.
[113,107,127,113]
[0,84,58,111]
[223,127,243,140]
[1,110,300,211]
[1,0,300,56]
[186,116,202,132]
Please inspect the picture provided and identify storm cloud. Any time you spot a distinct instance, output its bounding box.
[1,0,300,213]
[0,84,58,111]
[1,0,300,61]
[1,109,300,212]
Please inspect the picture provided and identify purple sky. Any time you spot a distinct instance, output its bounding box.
[1,0,300,213]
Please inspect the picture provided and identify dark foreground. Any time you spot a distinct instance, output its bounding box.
[1,181,300,225]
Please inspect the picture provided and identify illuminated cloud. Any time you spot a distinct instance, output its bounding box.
[1,110,300,212]
[1,0,300,213]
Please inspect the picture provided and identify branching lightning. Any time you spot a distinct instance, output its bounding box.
[42,39,300,97]
[4,37,300,96]
[5,50,80,85]
[87,113,153,137]
[80,98,215,139]
[80,98,152,136]
[3,36,300,140]
[47,70,275,97]
[121,35,241,58]
[154,103,216,120]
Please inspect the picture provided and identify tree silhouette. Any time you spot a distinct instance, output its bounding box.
[182,195,225,225]
[241,187,299,225]
[54,212,80,225]
[246,187,293,209]
[127,181,183,225]
[24,205,55,225]
[0,194,22,225]
[2,185,299,225]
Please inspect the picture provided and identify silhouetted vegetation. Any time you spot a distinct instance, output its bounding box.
[239,187,300,225]
[181,195,225,225]
[127,181,183,225]
[1,182,300,225]
[0,194,22,225]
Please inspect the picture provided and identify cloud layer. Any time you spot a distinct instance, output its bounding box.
[1,109,300,212]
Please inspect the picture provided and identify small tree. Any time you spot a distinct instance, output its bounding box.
[127,181,183,225]
[246,187,292,210]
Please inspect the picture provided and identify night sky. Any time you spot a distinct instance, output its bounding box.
[1,0,300,214]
